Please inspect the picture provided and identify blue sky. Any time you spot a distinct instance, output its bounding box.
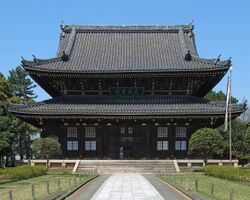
[0,0,249,102]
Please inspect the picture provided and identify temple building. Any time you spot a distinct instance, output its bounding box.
[9,24,245,159]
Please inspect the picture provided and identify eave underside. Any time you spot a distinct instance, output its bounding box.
[9,95,245,126]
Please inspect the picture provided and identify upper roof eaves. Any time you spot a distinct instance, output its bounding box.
[21,23,231,74]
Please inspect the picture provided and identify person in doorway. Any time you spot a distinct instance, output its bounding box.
[119,146,124,159]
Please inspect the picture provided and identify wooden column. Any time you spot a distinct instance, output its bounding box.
[169,124,175,159]
[99,123,103,158]
[145,124,151,158]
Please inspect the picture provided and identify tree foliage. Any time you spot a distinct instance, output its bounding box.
[0,67,38,167]
[0,73,16,166]
[204,90,238,103]
[8,66,37,101]
[220,119,250,161]
[32,138,61,162]
[189,128,224,163]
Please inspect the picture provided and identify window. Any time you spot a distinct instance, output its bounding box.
[128,127,133,134]
[67,141,78,151]
[175,141,186,150]
[67,127,77,138]
[85,141,96,151]
[120,127,125,134]
[85,127,96,138]
[157,141,168,151]
[175,127,186,138]
[47,135,59,141]
[157,127,168,137]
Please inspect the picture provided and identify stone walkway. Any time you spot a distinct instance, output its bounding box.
[90,173,164,200]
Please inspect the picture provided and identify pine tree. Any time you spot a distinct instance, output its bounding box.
[8,66,37,101]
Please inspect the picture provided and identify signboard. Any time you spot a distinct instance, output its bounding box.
[110,87,144,96]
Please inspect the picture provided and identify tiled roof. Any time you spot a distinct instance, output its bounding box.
[8,95,245,118]
[21,24,231,73]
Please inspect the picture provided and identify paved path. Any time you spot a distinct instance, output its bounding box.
[90,173,164,200]
[67,173,191,200]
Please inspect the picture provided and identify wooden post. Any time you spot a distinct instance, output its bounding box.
[180,177,183,189]
[211,183,214,197]
[185,177,189,191]
[46,182,50,194]
[57,179,61,190]
[8,190,12,200]
[195,179,198,191]
[31,184,35,200]
[230,188,234,200]
[74,177,76,187]
[69,178,72,189]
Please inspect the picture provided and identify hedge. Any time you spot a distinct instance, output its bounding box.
[0,166,47,182]
[203,165,250,183]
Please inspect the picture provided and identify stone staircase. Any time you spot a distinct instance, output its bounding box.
[77,160,177,174]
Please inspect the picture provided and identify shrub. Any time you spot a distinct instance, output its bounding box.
[203,165,250,183]
[189,128,224,163]
[0,166,47,182]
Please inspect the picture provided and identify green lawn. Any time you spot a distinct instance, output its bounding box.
[0,173,96,200]
[160,173,250,200]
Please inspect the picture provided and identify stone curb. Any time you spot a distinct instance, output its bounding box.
[157,176,211,200]
[55,175,99,200]
[156,176,198,200]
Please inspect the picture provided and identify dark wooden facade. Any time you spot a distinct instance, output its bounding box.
[40,118,221,159]
[9,24,246,159]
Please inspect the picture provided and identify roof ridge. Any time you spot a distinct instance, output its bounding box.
[61,27,76,61]
[21,56,62,67]
[61,24,194,33]
[191,55,231,67]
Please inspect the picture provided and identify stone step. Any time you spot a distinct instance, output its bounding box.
[77,160,176,173]
[77,168,176,174]
[79,164,174,168]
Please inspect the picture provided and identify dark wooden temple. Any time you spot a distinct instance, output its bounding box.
[9,24,246,159]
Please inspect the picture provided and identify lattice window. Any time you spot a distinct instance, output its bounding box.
[128,127,133,134]
[175,127,187,138]
[120,127,125,134]
[67,141,78,151]
[67,127,77,138]
[175,141,186,150]
[157,141,168,151]
[85,127,96,138]
[157,127,168,137]
[85,141,96,151]
[47,135,59,141]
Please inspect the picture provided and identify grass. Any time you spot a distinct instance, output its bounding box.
[160,173,250,200]
[0,173,96,200]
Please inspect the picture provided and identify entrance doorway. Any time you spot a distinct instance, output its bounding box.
[106,126,146,159]
[120,136,138,159]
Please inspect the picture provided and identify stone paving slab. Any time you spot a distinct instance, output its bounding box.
[90,173,164,200]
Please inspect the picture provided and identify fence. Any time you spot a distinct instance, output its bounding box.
[157,172,249,200]
[0,174,96,200]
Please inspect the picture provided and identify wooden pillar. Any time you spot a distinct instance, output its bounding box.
[98,124,103,158]
[169,124,175,159]
[145,123,151,158]
[102,124,108,158]
[79,124,84,159]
